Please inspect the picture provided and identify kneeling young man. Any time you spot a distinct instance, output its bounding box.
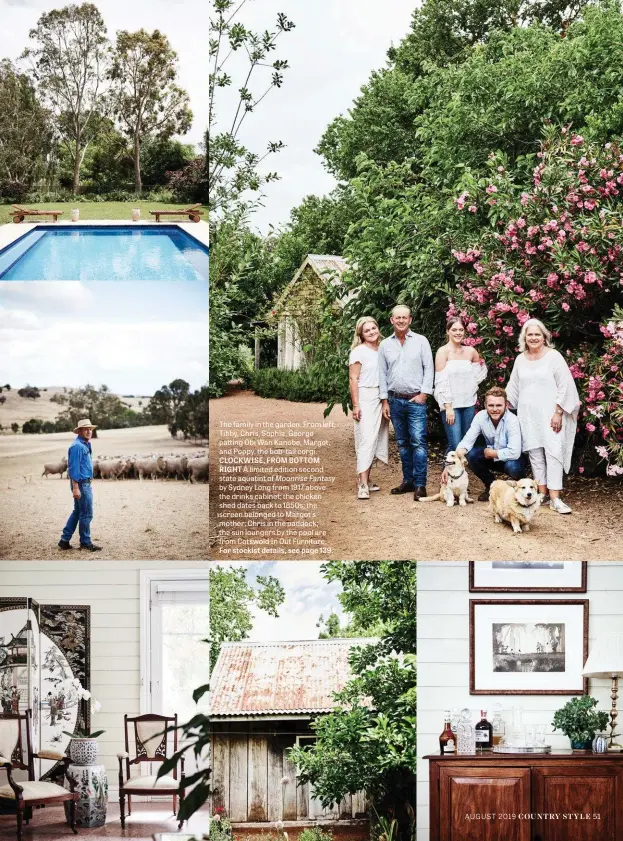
[452,386,526,502]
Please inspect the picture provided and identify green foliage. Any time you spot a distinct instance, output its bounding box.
[147,378,191,437]
[0,59,54,198]
[109,29,193,193]
[552,695,609,742]
[288,563,417,837]
[18,386,41,400]
[298,829,334,841]
[209,0,294,216]
[140,138,196,187]
[208,565,285,668]
[208,816,232,841]
[247,366,332,404]
[10,423,19,434]
[22,418,43,434]
[22,3,110,193]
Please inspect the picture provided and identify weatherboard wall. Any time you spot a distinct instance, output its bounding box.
[416,561,623,841]
[0,560,205,795]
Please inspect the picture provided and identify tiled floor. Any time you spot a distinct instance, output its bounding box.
[0,803,208,840]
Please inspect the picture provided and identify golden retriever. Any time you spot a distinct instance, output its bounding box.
[420,451,473,507]
[489,478,541,533]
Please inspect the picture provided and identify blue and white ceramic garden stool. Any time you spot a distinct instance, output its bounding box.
[64,762,109,827]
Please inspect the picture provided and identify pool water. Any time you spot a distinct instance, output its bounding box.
[0,226,208,280]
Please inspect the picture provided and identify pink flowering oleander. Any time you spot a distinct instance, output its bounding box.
[448,129,623,474]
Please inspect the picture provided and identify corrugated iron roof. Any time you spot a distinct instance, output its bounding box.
[210,638,375,717]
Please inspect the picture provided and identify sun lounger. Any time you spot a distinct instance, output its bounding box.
[149,203,204,223]
[11,205,63,223]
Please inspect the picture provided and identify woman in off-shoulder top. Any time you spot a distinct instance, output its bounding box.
[434,317,488,454]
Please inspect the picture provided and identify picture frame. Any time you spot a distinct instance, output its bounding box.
[469,561,587,593]
[469,599,589,695]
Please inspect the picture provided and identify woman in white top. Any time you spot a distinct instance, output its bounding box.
[348,316,389,499]
[506,318,581,514]
[434,317,488,453]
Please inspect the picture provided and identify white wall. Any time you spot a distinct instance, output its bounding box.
[0,560,206,794]
[416,561,623,841]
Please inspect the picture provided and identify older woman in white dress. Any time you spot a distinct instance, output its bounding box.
[349,316,389,500]
[506,318,581,514]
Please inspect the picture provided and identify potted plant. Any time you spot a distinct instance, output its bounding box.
[552,695,609,750]
[63,679,104,765]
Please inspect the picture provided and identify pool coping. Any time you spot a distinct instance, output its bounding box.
[0,219,210,257]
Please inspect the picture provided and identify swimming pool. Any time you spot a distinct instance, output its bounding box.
[0,225,209,280]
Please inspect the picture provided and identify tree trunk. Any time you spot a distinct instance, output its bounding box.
[134,134,142,194]
[72,150,81,195]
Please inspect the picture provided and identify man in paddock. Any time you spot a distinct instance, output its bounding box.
[379,304,435,500]
[58,418,102,551]
[448,386,527,502]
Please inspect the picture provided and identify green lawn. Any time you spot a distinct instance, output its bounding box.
[0,202,208,225]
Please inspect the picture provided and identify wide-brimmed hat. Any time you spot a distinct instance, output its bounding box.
[73,418,97,434]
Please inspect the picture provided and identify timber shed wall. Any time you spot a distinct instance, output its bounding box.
[211,720,367,823]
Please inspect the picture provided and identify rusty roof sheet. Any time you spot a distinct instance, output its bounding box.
[210,638,375,717]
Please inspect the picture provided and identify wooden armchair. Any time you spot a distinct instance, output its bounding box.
[117,713,184,829]
[0,712,78,841]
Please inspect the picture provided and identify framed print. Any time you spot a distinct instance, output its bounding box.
[469,599,588,695]
[469,561,587,593]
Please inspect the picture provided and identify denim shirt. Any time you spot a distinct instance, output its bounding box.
[378,331,435,400]
[457,409,522,461]
[68,436,93,481]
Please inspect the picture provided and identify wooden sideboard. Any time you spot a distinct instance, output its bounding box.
[425,750,623,841]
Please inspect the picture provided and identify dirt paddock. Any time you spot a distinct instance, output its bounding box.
[210,391,621,561]
[0,425,208,560]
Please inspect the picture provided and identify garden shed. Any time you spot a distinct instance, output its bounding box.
[209,638,371,828]
[269,254,349,371]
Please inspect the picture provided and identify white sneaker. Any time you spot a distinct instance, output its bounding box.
[369,483,380,492]
[550,498,572,514]
[357,483,370,500]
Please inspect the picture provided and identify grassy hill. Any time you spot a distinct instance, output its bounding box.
[0,386,151,429]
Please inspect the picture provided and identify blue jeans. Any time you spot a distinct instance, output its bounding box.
[467,446,526,489]
[441,405,476,454]
[389,397,428,486]
[61,482,94,546]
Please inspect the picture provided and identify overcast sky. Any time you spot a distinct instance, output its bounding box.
[215,0,417,233]
[0,0,207,149]
[0,280,208,394]
[214,561,346,642]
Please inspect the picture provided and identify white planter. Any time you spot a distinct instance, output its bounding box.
[71,209,80,222]
[132,208,141,221]
[69,738,100,765]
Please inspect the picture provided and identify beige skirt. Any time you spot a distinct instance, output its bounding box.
[354,386,389,474]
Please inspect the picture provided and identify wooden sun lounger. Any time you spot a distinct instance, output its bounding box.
[11,205,63,223]
[149,203,204,223]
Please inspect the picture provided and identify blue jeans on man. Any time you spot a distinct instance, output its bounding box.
[61,482,94,546]
[389,396,428,487]
[467,445,526,489]
[441,405,476,455]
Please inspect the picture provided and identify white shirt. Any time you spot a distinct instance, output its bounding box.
[434,359,488,409]
[348,344,381,387]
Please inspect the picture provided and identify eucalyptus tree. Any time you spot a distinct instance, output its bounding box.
[108,29,192,194]
[22,3,110,194]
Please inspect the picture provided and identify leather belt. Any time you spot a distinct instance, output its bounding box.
[388,390,421,400]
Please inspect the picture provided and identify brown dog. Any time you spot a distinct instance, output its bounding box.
[489,478,541,533]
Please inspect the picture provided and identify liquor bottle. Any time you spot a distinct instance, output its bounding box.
[475,710,493,749]
[439,710,456,754]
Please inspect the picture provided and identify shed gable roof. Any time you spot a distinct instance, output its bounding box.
[210,637,375,717]
[270,254,348,317]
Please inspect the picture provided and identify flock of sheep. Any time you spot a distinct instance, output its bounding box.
[42,452,208,483]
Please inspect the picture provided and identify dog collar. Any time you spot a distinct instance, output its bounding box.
[446,468,465,479]
[517,498,538,508]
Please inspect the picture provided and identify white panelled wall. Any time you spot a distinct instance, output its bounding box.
[0,560,206,796]
[416,561,623,841]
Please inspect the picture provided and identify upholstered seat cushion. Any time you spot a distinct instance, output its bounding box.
[0,781,71,800]
[122,774,177,791]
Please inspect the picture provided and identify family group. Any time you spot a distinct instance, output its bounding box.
[348,305,581,513]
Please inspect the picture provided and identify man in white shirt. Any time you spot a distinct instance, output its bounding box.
[446,386,526,502]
